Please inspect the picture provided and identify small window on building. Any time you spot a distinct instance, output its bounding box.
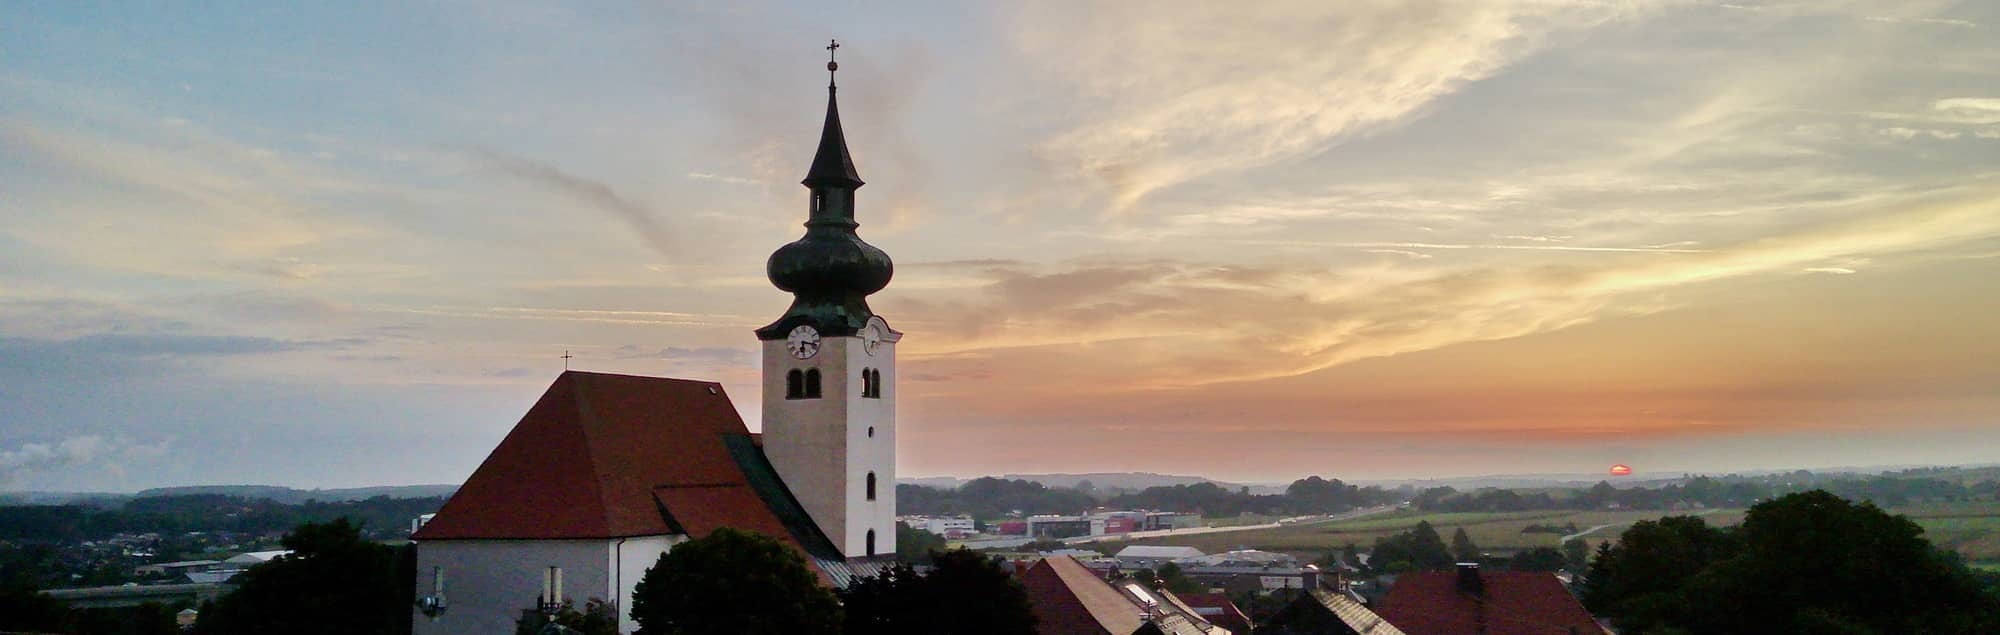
[786,369,803,399]
[805,368,822,398]
[866,529,877,557]
[866,471,877,501]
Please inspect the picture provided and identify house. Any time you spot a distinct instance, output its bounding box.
[1180,591,1254,633]
[1255,589,1405,635]
[1374,564,1609,635]
[1021,555,1234,635]
[411,49,902,635]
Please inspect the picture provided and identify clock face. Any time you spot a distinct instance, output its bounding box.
[786,325,821,359]
[862,324,882,356]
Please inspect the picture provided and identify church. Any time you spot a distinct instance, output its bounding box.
[410,49,900,635]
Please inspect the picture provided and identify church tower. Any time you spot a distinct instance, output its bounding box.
[757,42,899,559]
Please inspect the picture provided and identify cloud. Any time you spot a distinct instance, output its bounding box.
[1013,1,1656,212]
[0,435,170,486]
[456,146,677,260]
[890,187,2000,389]
[614,345,752,364]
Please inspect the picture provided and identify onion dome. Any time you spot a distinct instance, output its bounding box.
[756,44,894,340]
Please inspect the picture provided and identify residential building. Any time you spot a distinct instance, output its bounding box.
[1020,555,1234,635]
[1256,589,1406,635]
[1374,564,1609,635]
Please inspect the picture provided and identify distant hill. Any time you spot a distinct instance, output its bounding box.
[900,472,1285,494]
[131,484,459,504]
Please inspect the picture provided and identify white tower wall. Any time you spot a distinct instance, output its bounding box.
[761,323,899,558]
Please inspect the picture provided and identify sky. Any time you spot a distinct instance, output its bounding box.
[3,1,1998,492]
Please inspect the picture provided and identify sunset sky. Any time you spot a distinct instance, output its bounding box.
[4,1,1998,492]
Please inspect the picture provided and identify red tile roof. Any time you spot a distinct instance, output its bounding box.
[1021,556,1145,635]
[1376,571,1607,635]
[1179,592,1251,633]
[414,372,763,540]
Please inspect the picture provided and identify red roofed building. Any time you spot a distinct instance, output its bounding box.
[1375,564,1609,635]
[1020,556,1235,635]
[412,52,902,635]
[1180,591,1253,633]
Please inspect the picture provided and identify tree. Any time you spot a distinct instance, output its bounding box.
[194,518,411,635]
[895,522,947,564]
[1369,521,1453,572]
[1561,538,1590,573]
[1586,491,2000,633]
[1507,547,1566,572]
[1450,527,1479,562]
[628,528,840,635]
[1341,542,1365,572]
[840,548,1035,634]
[1152,562,1206,595]
[1580,514,1736,630]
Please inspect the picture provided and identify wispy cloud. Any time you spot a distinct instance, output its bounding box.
[1014,1,1658,212]
[456,146,677,260]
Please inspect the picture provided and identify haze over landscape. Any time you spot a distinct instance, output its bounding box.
[4,1,1999,492]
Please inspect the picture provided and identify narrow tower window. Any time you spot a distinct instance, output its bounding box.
[805,368,822,398]
[861,368,880,398]
[866,471,877,501]
[866,529,877,557]
[786,369,803,399]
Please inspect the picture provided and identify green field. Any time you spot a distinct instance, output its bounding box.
[1898,503,2000,561]
[1119,508,1746,560]
[1114,502,2000,564]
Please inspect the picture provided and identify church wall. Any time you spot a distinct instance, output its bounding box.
[414,535,679,635]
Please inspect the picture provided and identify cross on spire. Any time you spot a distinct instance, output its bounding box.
[826,39,840,87]
[561,350,572,370]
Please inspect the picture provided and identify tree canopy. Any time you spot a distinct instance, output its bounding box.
[1585,490,2000,633]
[841,548,1036,634]
[1368,520,1454,572]
[628,528,840,635]
[193,518,413,635]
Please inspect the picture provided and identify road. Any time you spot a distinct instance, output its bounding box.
[1059,504,1402,546]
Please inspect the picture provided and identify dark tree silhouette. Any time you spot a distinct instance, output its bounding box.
[1586,491,2000,633]
[895,522,947,564]
[841,548,1035,635]
[628,528,840,635]
[1450,527,1480,562]
[193,518,412,635]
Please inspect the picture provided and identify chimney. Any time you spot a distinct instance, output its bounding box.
[1302,564,1320,591]
[1456,562,1483,595]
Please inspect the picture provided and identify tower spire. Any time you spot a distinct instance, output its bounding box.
[759,41,891,341]
[804,39,863,189]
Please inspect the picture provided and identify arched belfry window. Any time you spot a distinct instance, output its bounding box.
[866,529,877,557]
[786,369,804,399]
[866,471,877,501]
[804,368,822,399]
[861,368,881,398]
